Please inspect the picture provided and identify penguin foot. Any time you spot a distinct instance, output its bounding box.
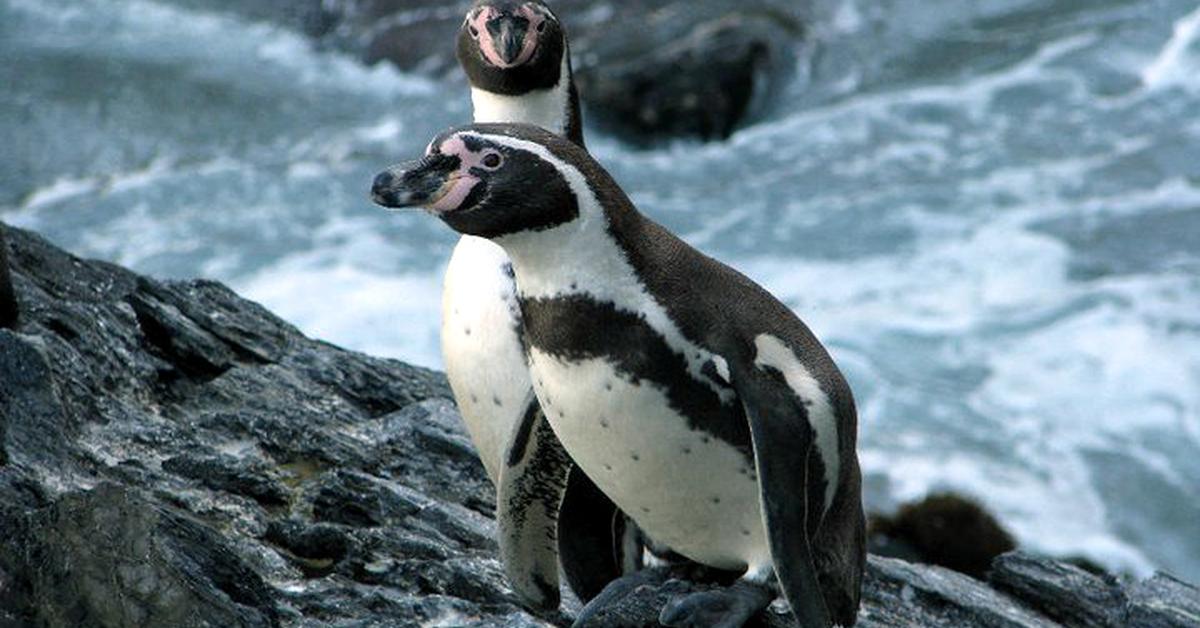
[658,580,774,628]
[572,568,671,627]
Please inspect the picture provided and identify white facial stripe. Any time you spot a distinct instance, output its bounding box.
[752,334,839,513]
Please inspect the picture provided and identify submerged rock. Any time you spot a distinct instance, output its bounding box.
[1,222,1196,627]
[868,492,1017,579]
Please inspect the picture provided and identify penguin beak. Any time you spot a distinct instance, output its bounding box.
[488,14,531,66]
[370,154,459,210]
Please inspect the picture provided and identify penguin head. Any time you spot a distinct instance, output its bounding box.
[371,123,581,239]
[457,1,568,95]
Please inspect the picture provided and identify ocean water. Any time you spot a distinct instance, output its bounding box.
[3,0,1199,580]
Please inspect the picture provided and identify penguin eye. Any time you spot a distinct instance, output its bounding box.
[481,153,503,169]
[468,24,480,38]
[536,21,547,33]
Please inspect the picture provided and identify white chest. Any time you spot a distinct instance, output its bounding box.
[441,236,530,485]
[528,350,771,571]
[471,86,567,136]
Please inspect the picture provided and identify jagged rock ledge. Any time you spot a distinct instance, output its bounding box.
[1,223,1197,627]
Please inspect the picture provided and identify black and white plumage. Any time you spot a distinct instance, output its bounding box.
[443,0,637,611]
[371,124,866,627]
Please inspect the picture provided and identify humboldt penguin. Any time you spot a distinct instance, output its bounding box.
[371,123,866,627]
[445,0,639,610]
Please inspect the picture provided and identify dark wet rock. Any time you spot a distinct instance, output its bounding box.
[989,552,1126,627]
[567,3,803,143]
[163,452,291,507]
[0,483,281,628]
[312,470,428,528]
[1125,573,1200,628]
[0,224,536,626]
[869,492,1017,579]
[314,0,808,142]
[1,222,1197,627]
[0,227,16,330]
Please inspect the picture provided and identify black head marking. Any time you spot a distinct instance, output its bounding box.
[372,125,582,239]
[458,0,567,95]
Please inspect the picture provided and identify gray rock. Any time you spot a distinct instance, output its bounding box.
[0,227,16,330]
[989,552,1125,627]
[1,222,1197,628]
[0,483,281,628]
[1125,573,1200,628]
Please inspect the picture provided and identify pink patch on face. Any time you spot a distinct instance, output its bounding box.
[428,135,498,213]
[430,175,481,213]
[470,4,545,69]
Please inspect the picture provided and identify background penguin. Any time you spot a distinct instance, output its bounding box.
[371,123,867,627]
[444,0,641,610]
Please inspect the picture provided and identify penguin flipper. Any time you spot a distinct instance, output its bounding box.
[558,464,640,602]
[730,361,834,628]
[497,396,572,610]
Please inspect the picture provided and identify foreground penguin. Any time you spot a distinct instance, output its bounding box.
[371,124,866,627]
[446,0,641,609]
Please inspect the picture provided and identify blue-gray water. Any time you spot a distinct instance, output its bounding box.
[3,0,1199,580]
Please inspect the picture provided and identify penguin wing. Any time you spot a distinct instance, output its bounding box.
[497,396,571,610]
[729,355,834,628]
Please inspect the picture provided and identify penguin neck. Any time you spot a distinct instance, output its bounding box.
[496,187,642,304]
[470,53,583,147]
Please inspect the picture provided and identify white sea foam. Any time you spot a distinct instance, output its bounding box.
[1142,5,1200,89]
[235,255,445,368]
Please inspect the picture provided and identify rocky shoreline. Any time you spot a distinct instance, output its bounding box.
[1,223,1197,627]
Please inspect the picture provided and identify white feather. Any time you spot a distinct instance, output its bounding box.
[470,55,571,135]
[752,333,840,512]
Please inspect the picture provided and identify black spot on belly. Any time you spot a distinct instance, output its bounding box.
[520,295,751,459]
[464,327,472,336]
[711,497,721,504]
[630,453,640,461]
[600,419,609,428]
[470,394,479,404]
[741,529,751,536]
[682,447,691,454]
[493,396,503,407]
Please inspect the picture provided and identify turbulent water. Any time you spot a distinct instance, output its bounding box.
[3,0,1199,580]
